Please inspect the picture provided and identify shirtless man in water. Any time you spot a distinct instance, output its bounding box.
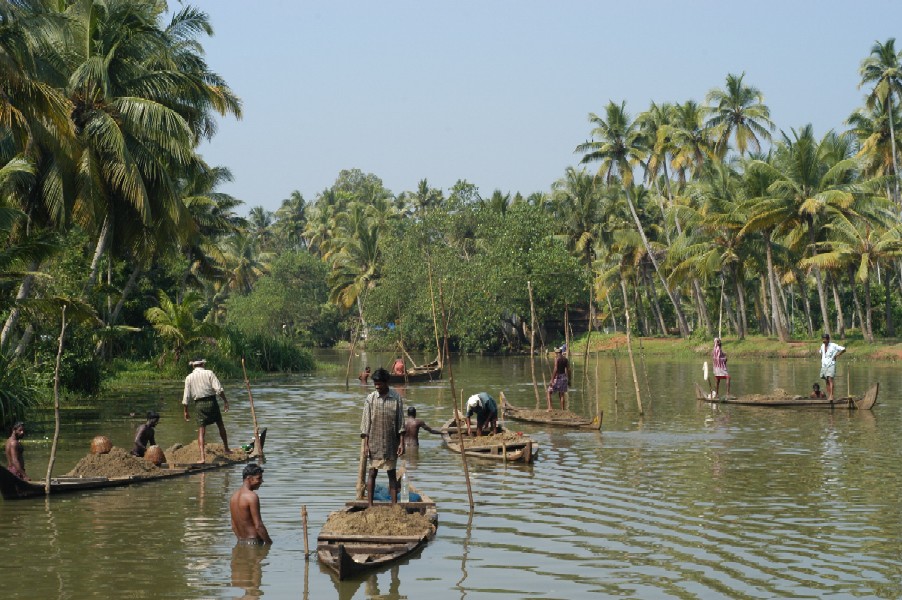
[5,422,28,480]
[230,464,272,545]
[404,407,441,446]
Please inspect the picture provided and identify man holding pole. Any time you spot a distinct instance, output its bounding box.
[183,358,231,463]
[361,368,405,506]
[819,333,845,401]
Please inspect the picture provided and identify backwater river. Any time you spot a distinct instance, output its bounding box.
[1,350,901,599]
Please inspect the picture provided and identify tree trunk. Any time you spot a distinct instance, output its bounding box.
[692,278,712,335]
[643,266,667,335]
[45,304,67,494]
[793,268,814,336]
[765,234,790,341]
[864,277,874,342]
[734,270,748,339]
[634,278,648,336]
[885,277,895,337]
[849,266,866,337]
[84,214,112,295]
[95,264,143,356]
[0,261,38,352]
[830,277,846,338]
[809,227,831,335]
[619,278,643,415]
[756,275,771,335]
[888,93,901,205]
[623,186,690,337]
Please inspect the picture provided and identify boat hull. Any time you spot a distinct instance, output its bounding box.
[316,489,437,580]
[386,363,442,384]
[440,417,539,463]
[694,383,879,409]
[501,397,602,430]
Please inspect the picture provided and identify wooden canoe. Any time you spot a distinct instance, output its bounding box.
[316,486,437,580]
[440,416,539,463]
[501,394,602,430]
[387,361,442,384]
[0,429,267,500]
[694,383,879,410]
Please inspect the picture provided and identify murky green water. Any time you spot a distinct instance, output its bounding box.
[2,351,900,599]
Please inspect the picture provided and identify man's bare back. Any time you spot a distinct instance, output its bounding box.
[230,465,272,544]
[404,409,440,446]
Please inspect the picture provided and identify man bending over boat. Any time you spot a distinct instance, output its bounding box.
[404,407,441,446]
[5,421,27,480]
[130,411,160,457]
[182,358,231,463]
[361,368,406,506]
[465,393,498,437]
[230,463,272,545]
[818,333,845,401]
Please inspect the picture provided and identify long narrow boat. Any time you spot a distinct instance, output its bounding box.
[501,394,602,430]
[0,429,267,500]
[693,383,879,409]
[440,416,539,463]
[317,486,437,580]
[387,360,442,384]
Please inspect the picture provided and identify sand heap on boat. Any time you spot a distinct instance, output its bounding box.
[321,505,434,536]
[63,442,248,478]
[459,430,525,448]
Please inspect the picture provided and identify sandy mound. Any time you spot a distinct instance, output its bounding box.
[165,441,248,465]
[65,447,163,478]
[321,505,434,537]
[459,430,527,448]
[510,408,588,421]
[744,388,796,402]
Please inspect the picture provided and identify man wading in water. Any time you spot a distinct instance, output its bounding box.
[230,463,272,545]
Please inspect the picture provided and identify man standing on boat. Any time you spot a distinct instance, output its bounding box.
[182,358,231,463]
[819,333,845,401]
[712,338,730,398]
[546,346,572,410]
[230,463,272,545]
[361,368,405,506]
[5,421,27,480]
[465,392,498,437]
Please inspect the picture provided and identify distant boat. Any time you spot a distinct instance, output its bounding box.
[317,486,437,580]
[387,360,442,384]
[694,383,879,409]
[0,429,267,500]
[501,393,602,430]
[440,415,538,463]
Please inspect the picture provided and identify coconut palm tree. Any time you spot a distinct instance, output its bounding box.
[705,72,775,158]
[145,290,220,364]
[859,38,902,203]
[576,100,690,336]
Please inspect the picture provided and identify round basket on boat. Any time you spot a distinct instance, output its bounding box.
[144,445,165,466]
[90,435,112,454]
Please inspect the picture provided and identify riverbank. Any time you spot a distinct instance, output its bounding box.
[572,333,902,361]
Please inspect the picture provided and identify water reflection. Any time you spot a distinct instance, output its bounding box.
[230,542,269,599]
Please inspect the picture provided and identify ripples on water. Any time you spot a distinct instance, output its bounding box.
[2,355,901,599]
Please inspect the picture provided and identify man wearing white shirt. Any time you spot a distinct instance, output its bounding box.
[183,358,231,463]
[818,333,845,401]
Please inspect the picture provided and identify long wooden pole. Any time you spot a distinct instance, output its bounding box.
[344,318,361,388]
[356,438,367,500]
[527,281,540,408]
[241,358,263,459]
[45,304,67,494]
[621,279,644,415]
[440,282,473,509]
[301,505,310,558]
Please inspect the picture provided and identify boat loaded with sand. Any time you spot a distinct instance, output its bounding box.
[386,360,443,384]
[0,429,266,500]
[317,485,438,580]
[440,415,539,463]
[500,392,602,430]
[694,383,879,410]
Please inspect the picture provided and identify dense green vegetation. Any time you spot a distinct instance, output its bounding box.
[4,2,902,427]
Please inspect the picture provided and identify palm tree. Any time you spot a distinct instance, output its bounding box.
[744,125,862,336]
[145,290,220,364]
[705,72,775,158]
[859,38,902,203]
[668,100,716,185]
[273,190,308,250]
[576,100,690,336]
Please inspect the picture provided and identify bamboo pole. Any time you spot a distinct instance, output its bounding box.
[301,505,310,559]
[241,358,263,459]
[356,438,367,500]
[527,281,540,408]
[427,259,443,364]
[440,282,474,510]
[620,280,643,415]
[344,318,362,388]
[45,304,67,495]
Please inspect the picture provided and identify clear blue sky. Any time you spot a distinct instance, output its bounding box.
[190,0,902,214]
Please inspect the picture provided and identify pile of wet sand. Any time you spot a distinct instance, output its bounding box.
[65,447,163,478]
[509,408,589,421]
[744,388,795,402]
[459,430,526,448]
[63,442,248,479]
[321,505,434,537]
